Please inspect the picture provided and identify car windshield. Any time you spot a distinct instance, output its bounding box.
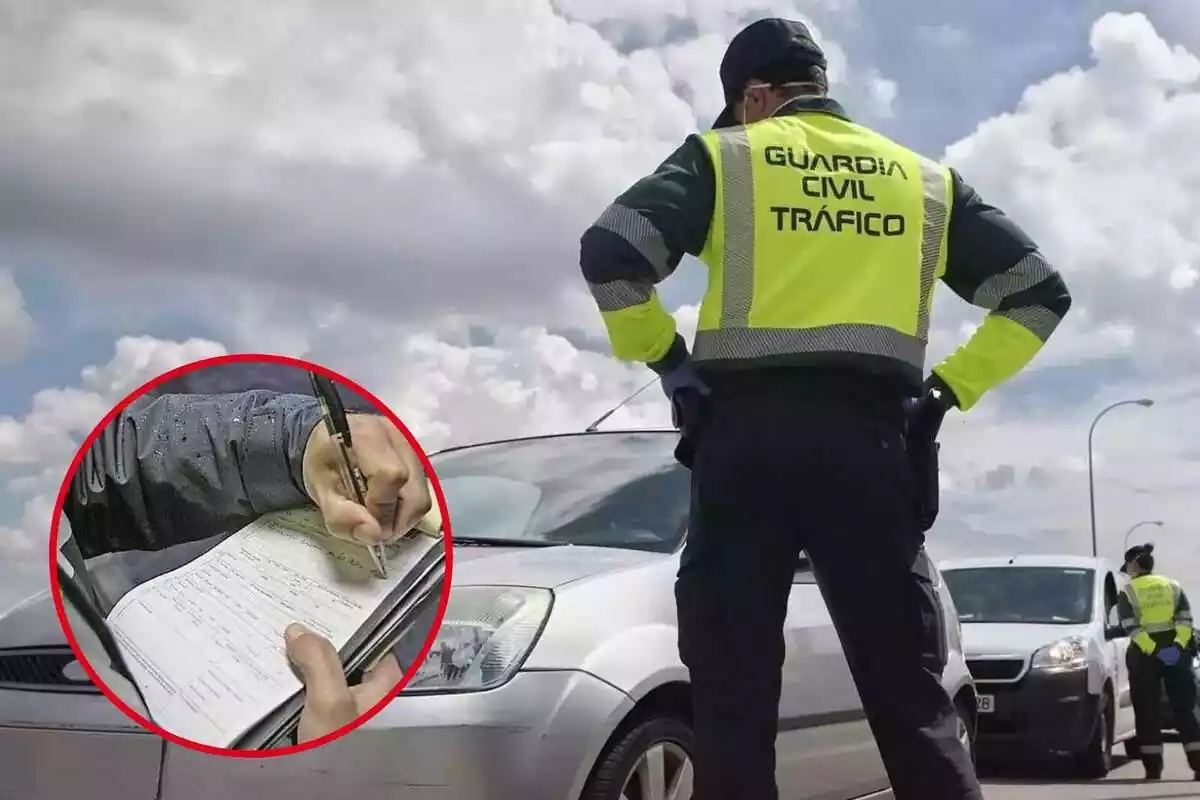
[942,566,1095,625]
[429,432,689,553]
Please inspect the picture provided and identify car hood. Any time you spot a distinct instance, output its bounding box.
[0,589,63,648]
[960,622,1091,659]
[450,543,666,588]
[0,544,667,649]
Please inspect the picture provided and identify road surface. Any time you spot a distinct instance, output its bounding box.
[982,749,1200,798]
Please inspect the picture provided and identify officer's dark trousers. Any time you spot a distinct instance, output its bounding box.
[676,372,982,800]
[1127,645,1200,776]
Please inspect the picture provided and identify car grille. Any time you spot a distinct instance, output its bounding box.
[966,658,1025,682]
[976,714,1019,735]
[0,647,98,693]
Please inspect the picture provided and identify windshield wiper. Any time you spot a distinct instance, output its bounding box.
[451,536,560,548]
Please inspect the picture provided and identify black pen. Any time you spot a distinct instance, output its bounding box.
[308,371,388,579]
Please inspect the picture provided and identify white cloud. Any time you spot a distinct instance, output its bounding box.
[0,269,34,365]
[0,388,110,466]
[0,334,227,611]
[0,0,888,332]
[918,12,1200,579]
[0,495,55,555]
[932,374,1200,576]
[78,335,227,398]
[940,12,1200,380]
[0,336,225,468]
[6,466,64,497]
[210,293,693,452]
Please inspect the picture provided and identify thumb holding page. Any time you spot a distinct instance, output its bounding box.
[285,623,406,744]
[286,623,359,742]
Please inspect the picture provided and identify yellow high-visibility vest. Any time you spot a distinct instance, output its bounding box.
[692,113,953,392]
[1125,574,1191,654]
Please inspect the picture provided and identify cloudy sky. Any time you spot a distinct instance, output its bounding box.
[1,0,1198,609]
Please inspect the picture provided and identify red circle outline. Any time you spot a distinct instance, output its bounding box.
[46,352,454,758]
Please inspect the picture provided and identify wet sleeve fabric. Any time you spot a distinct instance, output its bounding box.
[930,169,1073,411]
[579,136,715,374]
[65,391,325,559]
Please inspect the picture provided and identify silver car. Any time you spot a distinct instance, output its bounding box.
[0,430,976,800]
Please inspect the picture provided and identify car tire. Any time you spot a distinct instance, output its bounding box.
[583,715,695,800]
[1124,738,1142,760]
[955,695,976,767]
[1074,690,1113,779]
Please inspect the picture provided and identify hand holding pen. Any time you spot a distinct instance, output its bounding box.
[301,372,434,577]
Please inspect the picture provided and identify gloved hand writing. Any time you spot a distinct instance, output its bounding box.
[1158,644,1182,666]
[659,358,710,430]
[302,414,433,547]
[285,623,405,744]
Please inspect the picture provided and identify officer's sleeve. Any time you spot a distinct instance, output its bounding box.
[1173,582,1194,647]
[65,391,324,559]
[930,169,1073,411]
[1117,591,1139,636]
[579,135,716,374]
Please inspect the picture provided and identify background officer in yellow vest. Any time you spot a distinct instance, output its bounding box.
[1117,542,1200,780]
[578,17,1071,800]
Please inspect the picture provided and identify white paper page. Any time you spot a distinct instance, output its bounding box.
[104,507,440,747]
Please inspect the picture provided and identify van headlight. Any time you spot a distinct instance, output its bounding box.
[1031,636,1088,672]
[403,586,553,693]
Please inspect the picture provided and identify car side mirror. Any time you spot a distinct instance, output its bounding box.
[1104,625,1126,641]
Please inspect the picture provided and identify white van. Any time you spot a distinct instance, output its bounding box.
[937,554,1137,777]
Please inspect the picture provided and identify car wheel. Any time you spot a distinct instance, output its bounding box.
[1124,738,1142,760]
[583,715,695,800]
[1074,690,1113,779]
[955,696,976,767]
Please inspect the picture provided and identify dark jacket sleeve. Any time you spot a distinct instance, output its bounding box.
[64,391,326,559]
[579,135,716,373]
[1176,585,1194,626]
[1117,591,1138,635]
[929,168,1073,410]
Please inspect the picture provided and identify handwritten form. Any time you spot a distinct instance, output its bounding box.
[105,508,437,747]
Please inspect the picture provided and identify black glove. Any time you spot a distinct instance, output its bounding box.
[905,378,957,531]
[658,357,710,470]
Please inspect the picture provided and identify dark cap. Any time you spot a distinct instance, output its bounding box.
[1120,542,1156,573]
[712,18,827,130]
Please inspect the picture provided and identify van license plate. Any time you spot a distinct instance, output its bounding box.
[977,694,994,714]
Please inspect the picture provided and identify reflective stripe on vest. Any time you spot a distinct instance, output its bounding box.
[694,115,952,379]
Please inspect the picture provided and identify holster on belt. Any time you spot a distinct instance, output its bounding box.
[907,436,941,532]
[672,390,707,470]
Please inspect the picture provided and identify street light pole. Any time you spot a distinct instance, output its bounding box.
[1088,398,1154,558]
[1124,520,1164,551]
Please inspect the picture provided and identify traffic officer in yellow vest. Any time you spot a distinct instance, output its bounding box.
[1117,542,1200,780]
[579,17,1072,800]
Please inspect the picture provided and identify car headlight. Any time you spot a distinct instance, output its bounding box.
[403,586,553,693]
[1030,636,1088,672]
